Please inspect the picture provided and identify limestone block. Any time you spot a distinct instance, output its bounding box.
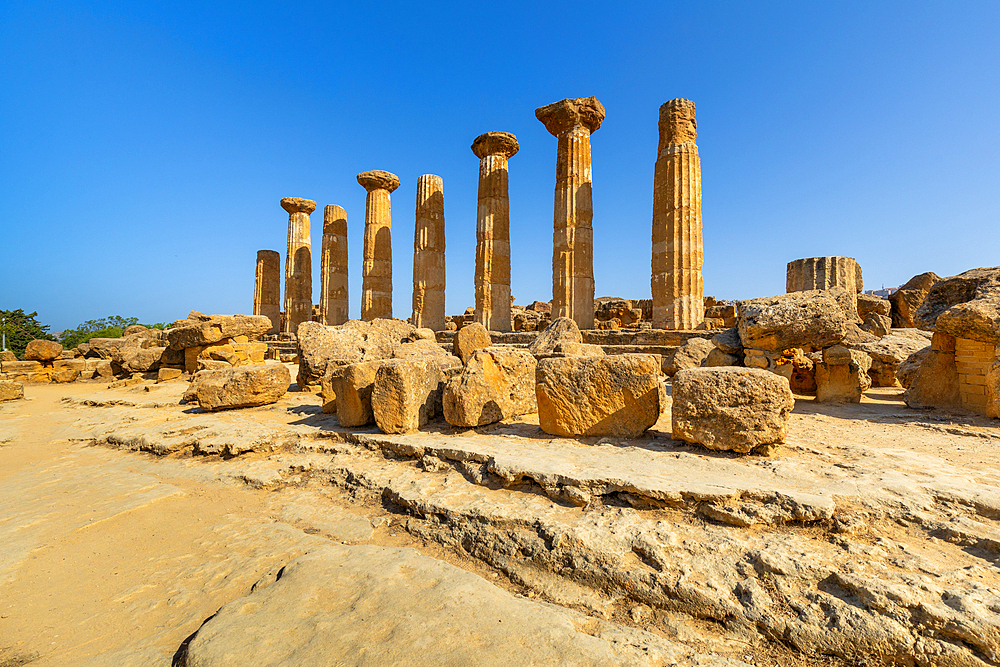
[94,359,114,378]
[371,358,458,434]
[0,381,24,401]
[527,317,582,357]
[157,367,183,383]
[51,368,80,383]
[166,314,273,351]
[667,337,715,375]
[296,319,420,389]
[711,327,743,354]
[53,359,87,371]
[552,343,605,356]
[24,339,62,361]
[786,257,863,294]
[816,350,873,404]
[704,348,740,367]
[198,359,234,373]
[671,367,793,453]
[860,313,892,337]
[854,329,931,387]
[857,293,891,319]
[0,350,16,362]
[1,360,42,373]
[914,267,1000,333]
[535,355,660,438]
[987,360,1000,419]
[443,348,537,427]
[822,345,853,365]
[453,323,492,364]
[738,291,847,352]
[195,363,291,412]
[323,360,382,426]
[27,370,52,383]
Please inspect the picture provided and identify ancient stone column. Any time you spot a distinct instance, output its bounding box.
[536,97,604,330]
[471,131,518,332]
[652,98,704,330]
[357,171,399,321]
[786,257,863,294]
[254,250,281,334]
[320,205,349,326]
[411,174,446,331]
[280,197,316,334]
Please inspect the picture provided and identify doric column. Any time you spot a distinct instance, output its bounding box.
[412,174,446,331]
[254,250,280,334]
[652,98,704,330]
[471,131,518,332]
[320,204,349,326]
[280,197,316,333]
[536,96,604,330]
[786,257,863,293]
[357,170,399,321]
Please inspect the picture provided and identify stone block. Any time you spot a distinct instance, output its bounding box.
[371,358,459,434]
[671,367,794,453]
[1,360,42,373]
[443,348,537,427]
[53,359,87,371]
[738,291,847,352]
[323,360,383,426]
[453,323,492,364]
[0,381,24,401]
[157,367,183,383]
[528,317,582,357]
[24,339,62,361]
[194,363,291,412]
[816,350,872,404]
[51,368,80,383]
[535,355,660,438]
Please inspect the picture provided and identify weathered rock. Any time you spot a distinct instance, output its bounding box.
[670,337,715,373]
[704,348,740,367]
[815,350,872,403]
[392,339,456,362]
[122,324,148,337]
[372,357,460,434]
[914,267,1000,334]
[528,317,582,357]
[194,363,291,412]
[51,368,80,383]
[853,330,932,387]
[935,297,1000,344]
[157,367,183,383]
[112,341,165,373]
[322,360,382,426]
[860,313,892,337]
[165,314,271,351]
[296,318,420,389]
[711,327,743,354]
[897,347,931,388]
[0,381,24,401]
[856,293,891,319]
[987,360,1000,419]
[553,342,605,356]
[841,322,879,346]
[671,367,794,453]
[443,348,537,427]
[536,355,660,438]
[0,350,16,362]
[905,333,962,409]
[453,322,492,364]
[890,272,939,328]
[24,339,62,361]
[178,544,716,667]
[737,291,847,352]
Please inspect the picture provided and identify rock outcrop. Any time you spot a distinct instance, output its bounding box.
[536,355,660,438]
[671,367,794,453]
[442,348,537,427]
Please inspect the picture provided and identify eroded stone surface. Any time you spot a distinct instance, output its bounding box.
[194,363,291,412]
[24,339,62,361]
[738,291,847,352]
[443,347,537,427]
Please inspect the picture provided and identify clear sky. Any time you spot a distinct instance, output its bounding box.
[2,1,998,331]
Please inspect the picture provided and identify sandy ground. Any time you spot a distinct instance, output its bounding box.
[1,377,999,666]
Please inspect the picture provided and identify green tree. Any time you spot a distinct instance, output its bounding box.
[58,316,140,349]
[0,309,56,360]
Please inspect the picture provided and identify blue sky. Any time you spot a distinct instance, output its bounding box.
[1,1,998,330]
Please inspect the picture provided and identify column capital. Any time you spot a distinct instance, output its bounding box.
[357,170,400,193]
[535,97,605,137]
[659,98,697,145]
[471,131,519,159]
[280,197,317,215]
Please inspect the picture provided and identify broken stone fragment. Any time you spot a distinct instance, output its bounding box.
[527,317,582,357]
[671,367,794,453]
[193,363,291,412]
[452,322,492,364]
[24,339,62,361]
[737,291,847,352]
[323,360,382,426]
[890,271,939,328]
[442,347,537,428]
[535,354,660,438]
[815,349,872,403]
[371,357,460,434]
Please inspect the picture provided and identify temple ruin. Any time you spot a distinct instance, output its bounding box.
[411,174,446,331]
[280,197,316,333]
[253,249,280,334]
[320,205,349,327]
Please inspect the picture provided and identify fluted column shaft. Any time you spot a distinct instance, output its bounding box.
[358,171,399,321]
[786,256,863,293]
[321,205,349,326]
[281,197,316,334]
[536,97,604,331]
[254,249,281,334]
[652,99,703,330]
[472,132,518,332]
[412,175,446,331]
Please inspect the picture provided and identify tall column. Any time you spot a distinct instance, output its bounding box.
[254,250,280,334]
[652,99,704,330]
[320,205,349,326]
[412,174,446,331]
[471,131,518,332]
[357,170,399,321]
[536,96,604,330]
[280,197,316,334]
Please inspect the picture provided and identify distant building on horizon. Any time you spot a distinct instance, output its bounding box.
[864,286,899,298]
